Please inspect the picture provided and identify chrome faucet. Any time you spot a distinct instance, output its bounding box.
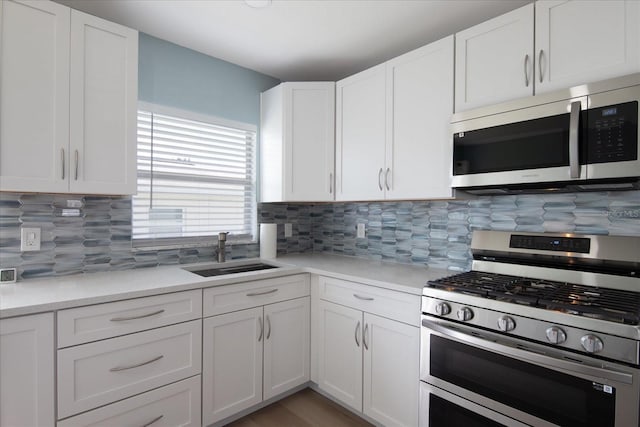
[217,232,228,263]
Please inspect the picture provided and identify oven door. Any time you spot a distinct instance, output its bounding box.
[420,316,639,427]
[420,382,530,427]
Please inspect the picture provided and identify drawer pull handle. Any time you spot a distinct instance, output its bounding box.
[246,289,278,297]
[141,415,163,427]
[110,309,165,322]
[353,293,374,301]
[109,355,164,372]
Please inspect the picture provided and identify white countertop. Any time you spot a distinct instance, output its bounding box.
[0,254,454,318]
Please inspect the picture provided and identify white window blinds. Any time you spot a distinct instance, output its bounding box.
[133,106,257,247]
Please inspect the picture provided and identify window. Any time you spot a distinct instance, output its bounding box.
[133,103,257,248]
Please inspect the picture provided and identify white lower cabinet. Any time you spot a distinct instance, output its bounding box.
[202,307,264,424]
[202,290,310,426]
[263,297,311,400]
[317,285,420,427]
[58,319,202,418]
[363,313,420,427]
[317,300,363,411]
[0,313,55,427]
[57,376,201,427]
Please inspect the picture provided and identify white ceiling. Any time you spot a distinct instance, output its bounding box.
[55,0,531,81]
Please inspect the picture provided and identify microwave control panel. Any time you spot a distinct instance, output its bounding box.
[587,101,638,163]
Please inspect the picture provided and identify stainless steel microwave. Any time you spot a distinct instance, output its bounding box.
[451,74,640,193]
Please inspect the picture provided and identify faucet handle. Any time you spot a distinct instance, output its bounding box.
[218,232,228,241]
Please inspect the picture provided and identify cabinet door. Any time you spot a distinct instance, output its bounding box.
[202,307,263,426]
[69,10,137,195]
[336,64,387,201]
[363,313,419,427]
[0,313,54,427]
[455,3,534,112]
[263,297,310,400]
[317,300,363,412]
[0,0,69,193]
[385,36,454,200]
[535,0,640,94]
[284,82,335,202]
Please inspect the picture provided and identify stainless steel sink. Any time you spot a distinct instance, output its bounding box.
[188,263,278,277]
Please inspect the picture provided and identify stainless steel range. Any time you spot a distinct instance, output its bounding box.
[419,230,640,427]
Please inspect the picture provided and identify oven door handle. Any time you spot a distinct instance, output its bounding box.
[422,318,633,385]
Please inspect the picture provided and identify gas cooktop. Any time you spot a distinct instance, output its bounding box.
[427,270,640,325]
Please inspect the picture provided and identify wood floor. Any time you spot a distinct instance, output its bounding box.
[227,389,374,427]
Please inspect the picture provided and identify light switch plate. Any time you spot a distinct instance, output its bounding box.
[21,227,41,251]
[284,223,292,238]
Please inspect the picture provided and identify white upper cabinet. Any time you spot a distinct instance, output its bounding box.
[385,36,454,200]
[335,63,387,201]
[261,82,335,202]
[455,3,534,112]
[0,0,70,193]
[456,1,640,111]
[0,0,138,195]
[336,36,455,201]
[535,0,640,94]
[69,10,138,194]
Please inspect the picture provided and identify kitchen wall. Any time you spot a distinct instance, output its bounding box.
[2,191,638,280]
[138,33,279,124]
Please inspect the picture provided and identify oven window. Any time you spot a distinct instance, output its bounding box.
[430,335,616,427]
[429,394,507,427]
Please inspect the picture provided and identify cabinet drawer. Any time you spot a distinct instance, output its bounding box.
[318,276,420,326]
[58,290,202,348]
[57,376,201,427]
[57,320,201,418]
[203,274,309,317]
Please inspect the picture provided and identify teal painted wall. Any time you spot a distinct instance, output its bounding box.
[138,33,280,125]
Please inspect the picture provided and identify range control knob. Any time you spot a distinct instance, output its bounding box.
[456,307,474,322]
[581,334,604,353]
[435,302,451,316]
[545,327,567,344]
[497,315,516,332]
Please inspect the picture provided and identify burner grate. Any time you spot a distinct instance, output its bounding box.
[427,271,640,325]
[540,284,640,325]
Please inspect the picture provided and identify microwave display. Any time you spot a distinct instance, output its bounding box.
[588,101,638,164]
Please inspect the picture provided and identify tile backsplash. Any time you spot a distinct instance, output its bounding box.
[1,191,639,280]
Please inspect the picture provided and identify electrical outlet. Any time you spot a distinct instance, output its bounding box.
[284,223,293,238]
[20,227,41,251]
[356,223,366,238]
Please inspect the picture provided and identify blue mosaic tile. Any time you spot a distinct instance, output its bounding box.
[2,189,640,279]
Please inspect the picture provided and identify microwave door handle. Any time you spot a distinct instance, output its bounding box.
[569,101,581,179]
[421,318,633,385]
